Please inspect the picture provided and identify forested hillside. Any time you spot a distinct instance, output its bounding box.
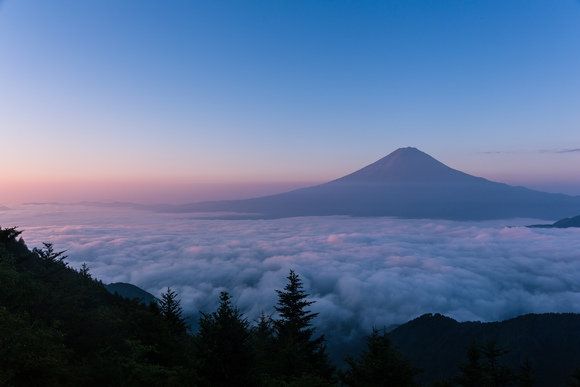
[1,226,408,386]
[2,226,580,386]
[389,313,580,386]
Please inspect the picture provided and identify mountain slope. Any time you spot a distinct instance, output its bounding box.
[528,214,580,228]
[105,282,158,305]
[163,147,580,220]
[388,313,580,386]
[334,146,481,183]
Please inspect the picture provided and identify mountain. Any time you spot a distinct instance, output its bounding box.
[333,146,481,184]
[162,147,580,220]
[105,282,158,305]
[528,214,580,228]
[388,313,580,386]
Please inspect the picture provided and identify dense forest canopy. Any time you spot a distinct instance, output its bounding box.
[2,226,580,386]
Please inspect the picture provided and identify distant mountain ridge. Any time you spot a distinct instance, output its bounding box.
[105,282,158,305]
[389,313,580,386]
[527,214,580,228]
[161,147,580,220]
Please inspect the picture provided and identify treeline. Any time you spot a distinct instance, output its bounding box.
[1,226,580,386]
[390,313,580,386]
[0,226,414,386]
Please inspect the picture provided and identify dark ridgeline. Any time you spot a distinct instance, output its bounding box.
[527,214,580,228]
[162,147,580,220]
[388,313,580,386]
[3,226,580,386]
[0,227,338,386]
[104,282,158,305]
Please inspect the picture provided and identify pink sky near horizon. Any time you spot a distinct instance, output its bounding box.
[0,179,323,206]
[1,1,579,205]
[2,152,580,206]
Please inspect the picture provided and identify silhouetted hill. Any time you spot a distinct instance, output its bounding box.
[105,282,158,305]
[388,313,580,386]
[528,214,580,228]
[0,226,196,385]
[3,226,580,385]
[161,147,580,220]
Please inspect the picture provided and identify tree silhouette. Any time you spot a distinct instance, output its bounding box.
[480,340,515,386]
[195,291,257,386]
[340,327,420,387]
[455,340,517,387]
[455,341,484,386]
[272,270,334,380]
[158,287,188,335]
[34,243,67,264]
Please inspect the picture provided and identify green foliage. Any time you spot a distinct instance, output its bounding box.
[454,340,523,387]
[388,312,578,385]
[195,291,258,386]
[261,372,336,387]
[79,263,91,280]
[272,270,334,381]
[340,327,420,387]
[0,226,22,244]
[253,311,277,377]
[0,308,69,386]
[480,340,515,386]
[0,226,28,265]
[158,287,189,335]
[6,225,572,386]
[0,227,195,386]
[455,341,484,386]
[33,242,67,266]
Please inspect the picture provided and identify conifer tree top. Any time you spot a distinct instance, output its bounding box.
[275,270,318,328]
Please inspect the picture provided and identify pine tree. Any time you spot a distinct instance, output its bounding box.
[340,327,420,387]
[455,341,484,387]
[158,287,188,335]
[272,270,334,380]
[480,340,515,386]
[455,340,517,387]
[34,242,67,266]
[253,311,276,376]
[195,292,257,386]
[0,226,22,245]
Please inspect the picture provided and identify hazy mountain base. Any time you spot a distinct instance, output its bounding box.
[528,215,580,229]
[157,148,580,221]
[13,148,580,221]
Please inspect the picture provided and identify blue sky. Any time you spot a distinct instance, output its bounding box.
[1,0,579,203]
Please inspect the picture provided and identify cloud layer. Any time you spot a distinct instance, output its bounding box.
[3,204,580,358]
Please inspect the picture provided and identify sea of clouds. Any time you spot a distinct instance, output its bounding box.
[2,204,580,359]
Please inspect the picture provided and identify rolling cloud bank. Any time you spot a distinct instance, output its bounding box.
[2,204,580,358]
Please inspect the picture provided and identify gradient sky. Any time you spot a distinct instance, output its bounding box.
[1,0,579,204]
